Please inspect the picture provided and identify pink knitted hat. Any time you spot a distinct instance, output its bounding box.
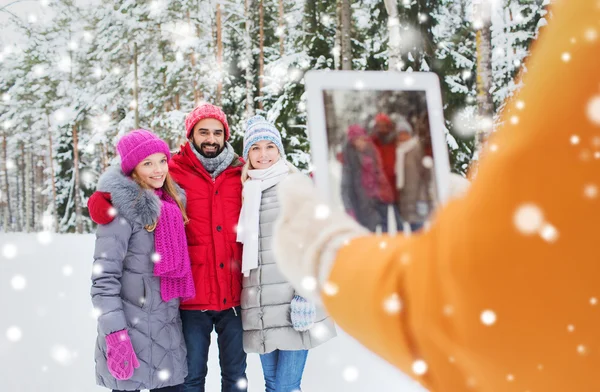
[185,103,230,140]
[116,129,171,175]
[347,124,368,141]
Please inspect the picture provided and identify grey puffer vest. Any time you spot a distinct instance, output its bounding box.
[91,168,188,390]
[240,184,336,354]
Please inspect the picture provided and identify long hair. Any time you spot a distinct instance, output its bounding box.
[131,171,189,224]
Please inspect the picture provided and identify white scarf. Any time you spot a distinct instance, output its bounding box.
[395,137,419,189]
[237,159,290,277]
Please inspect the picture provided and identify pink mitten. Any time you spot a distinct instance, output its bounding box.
[105,330,140,380]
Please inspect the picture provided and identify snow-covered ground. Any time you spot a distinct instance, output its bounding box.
[0,233,424,392]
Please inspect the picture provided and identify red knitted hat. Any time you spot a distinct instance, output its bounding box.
[374,112,393,127]
[184,103,230,140]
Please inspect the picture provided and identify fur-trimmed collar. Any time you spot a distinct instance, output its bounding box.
[96,167,186,226]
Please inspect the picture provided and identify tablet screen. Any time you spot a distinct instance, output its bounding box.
[322,89,438,233]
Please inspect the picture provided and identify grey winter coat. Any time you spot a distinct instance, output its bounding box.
[91,168,187,390]
[240,183,336,354]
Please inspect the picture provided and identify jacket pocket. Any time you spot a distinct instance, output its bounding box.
[187,245,208,303]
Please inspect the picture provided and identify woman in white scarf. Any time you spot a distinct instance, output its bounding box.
[237,115,336,392]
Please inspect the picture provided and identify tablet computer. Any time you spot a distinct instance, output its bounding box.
[305,71,451,233]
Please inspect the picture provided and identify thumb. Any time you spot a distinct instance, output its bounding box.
[132,351,140,369]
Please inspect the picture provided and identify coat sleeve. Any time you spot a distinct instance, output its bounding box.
[91,217,133,336]
[322,1,600,390]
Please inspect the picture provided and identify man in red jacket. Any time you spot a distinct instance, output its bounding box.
[88,103,247,392]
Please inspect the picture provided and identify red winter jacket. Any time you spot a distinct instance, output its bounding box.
[170,142,244,311]
[87,142,245,311]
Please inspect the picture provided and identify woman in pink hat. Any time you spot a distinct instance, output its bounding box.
[91,129,194,392]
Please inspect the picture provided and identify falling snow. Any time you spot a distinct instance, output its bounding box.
[481,310,497,326]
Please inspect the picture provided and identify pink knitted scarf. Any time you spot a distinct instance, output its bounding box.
[153,189,195,302]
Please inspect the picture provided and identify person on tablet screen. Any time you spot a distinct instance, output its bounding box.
[340,124,394,231]
[394,115,430,231]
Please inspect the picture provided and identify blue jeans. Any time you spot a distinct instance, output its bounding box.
[259,350,308,392]
[180,307,247,392]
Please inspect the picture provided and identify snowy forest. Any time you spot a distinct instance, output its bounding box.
[0,0,548,233]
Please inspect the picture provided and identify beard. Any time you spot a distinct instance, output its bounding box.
[194,142,225,158]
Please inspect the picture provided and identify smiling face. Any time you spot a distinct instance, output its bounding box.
[191,118,226,158]
[248,140,280,170]
[133,152,169,189]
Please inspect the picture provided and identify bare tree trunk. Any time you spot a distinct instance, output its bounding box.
[258,0,265,110]
[186,13,202,106]
[384,0,402,71]
[278,0,284,56]
[47,115,58,232]
[340,0,352,70]
[1,132,12,231]
[36,155,44,231]
[474,0,494,150]
[25,148,33,232]
[216,3,223,106]
[72,124,83,233]
[133,42,140,128]
[334,0,342,70]
[17,142,24,231]
[244,0,255,117]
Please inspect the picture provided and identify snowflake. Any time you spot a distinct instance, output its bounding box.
[90,308,101,320]
[32,64,45,76]
[2,244,17,261]
[151,253,161,263]
[577,344,588,355]
[412,360,428,376]
[587,95,600,125]
[58,57,71,72]
[561,52,571,62]
[314,204,330,220]
[62,265,73,277]
[379,241,387,249]
[37,231,52,245]
[301,276,317,291]
[585,28,598,42]
[443,305,454,316]
[108,207,118,217]
[236,378,248,390]
[514,204,544,235]
[489,144,498,152]
[510,116,519,125]
[93,67,102,78]
[323,281,339,296]
[354,80,365,90]
[68,41,78,51]
[539,223,559,243]
[570,135,580,145]
[480,310,497,326]
[583,184,598,199]
[310,324,330,340]
[2,93,10,102]
[590,297,598,305]
[6,326,22,342]
[567,324,575,333]
[342,366,359,382]
[92,264,103,275]
[158,369,171,381]
[51,345,73,366]
[506,374,515,382]
[383,293,402,315]
[422,156,434,169]
[10,275,26,291]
